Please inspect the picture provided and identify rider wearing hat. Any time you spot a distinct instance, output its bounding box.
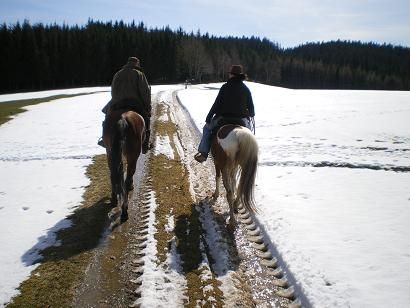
[194,64,255,163]
[99,57,151,153]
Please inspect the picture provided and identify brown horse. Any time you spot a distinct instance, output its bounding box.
[103,108,146,224]
[211,124,259,229]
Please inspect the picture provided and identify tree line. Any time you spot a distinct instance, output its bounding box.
[0,20,409,94]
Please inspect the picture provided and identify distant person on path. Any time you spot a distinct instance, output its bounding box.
[194,64,255,163]
[98,56,151,152]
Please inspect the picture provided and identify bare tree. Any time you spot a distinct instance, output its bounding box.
[180,37,212,82]
[263,54,281,84]
[214,47,232,80]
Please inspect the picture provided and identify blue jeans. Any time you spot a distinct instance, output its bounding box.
[198,116,251,154]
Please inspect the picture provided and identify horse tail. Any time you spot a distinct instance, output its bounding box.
[110,117,128,198]
[236,128,259,213]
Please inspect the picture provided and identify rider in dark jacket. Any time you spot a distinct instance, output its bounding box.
[98,57,151,152]
[206,74,254,122]
[194,64,255,163]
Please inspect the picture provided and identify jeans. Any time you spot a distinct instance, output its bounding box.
[197,116,251,154]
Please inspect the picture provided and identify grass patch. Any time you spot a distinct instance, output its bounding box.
[0,92,106,126]
[6,154,111,308]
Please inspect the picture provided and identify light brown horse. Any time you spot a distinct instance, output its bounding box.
[103,108,146,224]
[211,124,259,229]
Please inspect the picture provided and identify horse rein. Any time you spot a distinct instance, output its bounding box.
[250,117,256,135]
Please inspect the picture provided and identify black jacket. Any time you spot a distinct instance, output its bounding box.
[205,77,255,123]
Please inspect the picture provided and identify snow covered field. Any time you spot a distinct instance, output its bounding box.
[0,88,109,305]
[0,83,409,307]
[178,83,410,307]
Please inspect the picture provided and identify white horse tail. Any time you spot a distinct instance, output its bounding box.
[236,128,259,213]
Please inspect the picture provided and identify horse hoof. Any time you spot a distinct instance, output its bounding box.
[108,207,121,220]
[121,212,129,222]
[227,223,237,233]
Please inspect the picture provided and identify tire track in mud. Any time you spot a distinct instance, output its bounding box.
[128,99,225,307]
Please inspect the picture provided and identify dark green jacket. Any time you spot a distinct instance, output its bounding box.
[102,63,151,115]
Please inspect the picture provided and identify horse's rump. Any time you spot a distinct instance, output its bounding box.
[216,125,257,161]
[104,109,145,150]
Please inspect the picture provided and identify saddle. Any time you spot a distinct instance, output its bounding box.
[110,98,147,116]
[210,117,247,140]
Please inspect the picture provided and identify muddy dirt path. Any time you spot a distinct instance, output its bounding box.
[74,90,302,307]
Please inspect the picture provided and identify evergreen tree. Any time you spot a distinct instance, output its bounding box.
[0,20,409,93]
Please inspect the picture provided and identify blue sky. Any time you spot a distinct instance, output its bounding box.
[1,0,409,48]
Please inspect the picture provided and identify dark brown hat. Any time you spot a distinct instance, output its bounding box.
[127,57,140,66]
[229,64,245,76]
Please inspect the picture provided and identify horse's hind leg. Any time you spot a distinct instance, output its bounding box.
[212,167,221,200]
[110,182,117,206]
[125,170,134,193]
[121,196,129,222]
[231,167,239,214]
[222,169,236,230]
[109,171,118,207]
[106,152,117,206]
[122,153,138,222]
[125,152,137,192]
